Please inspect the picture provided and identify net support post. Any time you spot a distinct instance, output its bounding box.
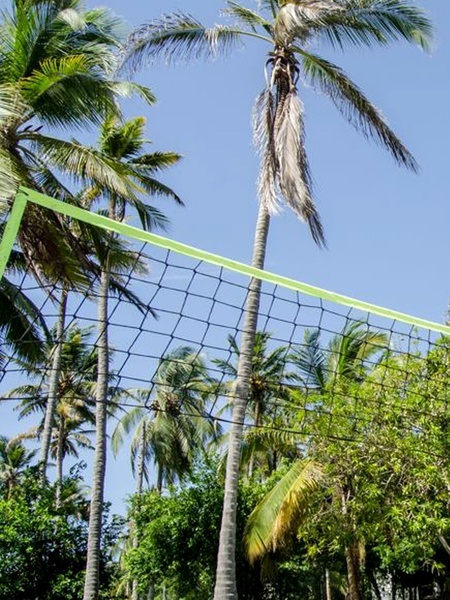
[0,191,28,281]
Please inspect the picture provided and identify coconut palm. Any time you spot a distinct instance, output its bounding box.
[123,3,432,597]
[112,345,218,600]
[83,116,182,600]
[0,0,149,285]
[9,325,98,495]
[214,331,295,477]
[0,0,158,483]
[289,320,388,392]
[0,435,37,498]
[113,345,218,495]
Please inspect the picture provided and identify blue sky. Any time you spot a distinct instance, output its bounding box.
[106,0,450,324]
[3,0,450,513]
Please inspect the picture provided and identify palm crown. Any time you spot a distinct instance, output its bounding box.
[124,0,431,246]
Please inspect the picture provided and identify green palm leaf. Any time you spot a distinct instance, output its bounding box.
[244,459,323,564]
[317,0,432,50]
[224,2,273,34]
[299,50,418,171]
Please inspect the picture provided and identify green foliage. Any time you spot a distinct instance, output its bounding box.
[0,468,119,600]
[120,460,267,599]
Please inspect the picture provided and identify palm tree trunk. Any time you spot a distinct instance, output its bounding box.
[156,464,163,494]
[56,417,65,508]
[83,264,110,600]
[213,204,270,600]
[136,422,146,496]
[40,286,67,480]
[325,568,332,600]
[247,400,262,479]
[131,424,146,600]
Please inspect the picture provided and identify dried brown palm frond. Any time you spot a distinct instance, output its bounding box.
[254,47,325,246]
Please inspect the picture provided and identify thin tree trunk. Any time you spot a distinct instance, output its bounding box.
[213,204,270,600]
[40,286,67,480]
[156,464,163,494]
[247,400,261,479]
[83,264,110,600]
[131,424,146,600]
[344,545,362,600]
[56,417,65,508]
[325,568,332,600]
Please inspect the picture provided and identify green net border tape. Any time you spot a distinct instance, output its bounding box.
[7,187,450,336]
[0,192,28,280]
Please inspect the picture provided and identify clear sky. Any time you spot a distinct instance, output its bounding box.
[2,0,450,513]
[107,0,450,323]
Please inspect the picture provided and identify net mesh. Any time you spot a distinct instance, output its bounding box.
[1,190,449,467]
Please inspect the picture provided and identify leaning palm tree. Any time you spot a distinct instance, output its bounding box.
[123,3,432,596]
[82,116,182,600]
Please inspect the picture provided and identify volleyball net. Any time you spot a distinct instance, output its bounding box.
[1,187,449,462]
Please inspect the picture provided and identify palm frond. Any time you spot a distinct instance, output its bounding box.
[299,50,418,171]
[317,0,432,51]
[275,1,343,45]
[224,2,273,34]
[290,329,326,391]
[29,133,138,198]
[20,55,119,127]
[123,13,243,72]
[0,277,48,361]
[111,81,157,107]
[274,89,325,246]
[253,88,279,215]
[244,459,322,564]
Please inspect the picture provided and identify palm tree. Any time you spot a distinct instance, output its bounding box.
[83,116,182,600]
[0,435,37,498]
[0,0,157,481]
[289,320,388,393]
[113,345,218,494]
[214,331,294,477]
[123,4,432,597]
[112,345,218,600]
[9,325,97,499]
[0,0,143,284]
[245,321,388,600]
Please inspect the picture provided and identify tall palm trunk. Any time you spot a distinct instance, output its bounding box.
[131,423,147,600]
[83,260,111,600]
[213,204,270,600]
[40,286,68,480]
[341,491,363,600]
[248,397,262,479]
[56,417,65,508]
